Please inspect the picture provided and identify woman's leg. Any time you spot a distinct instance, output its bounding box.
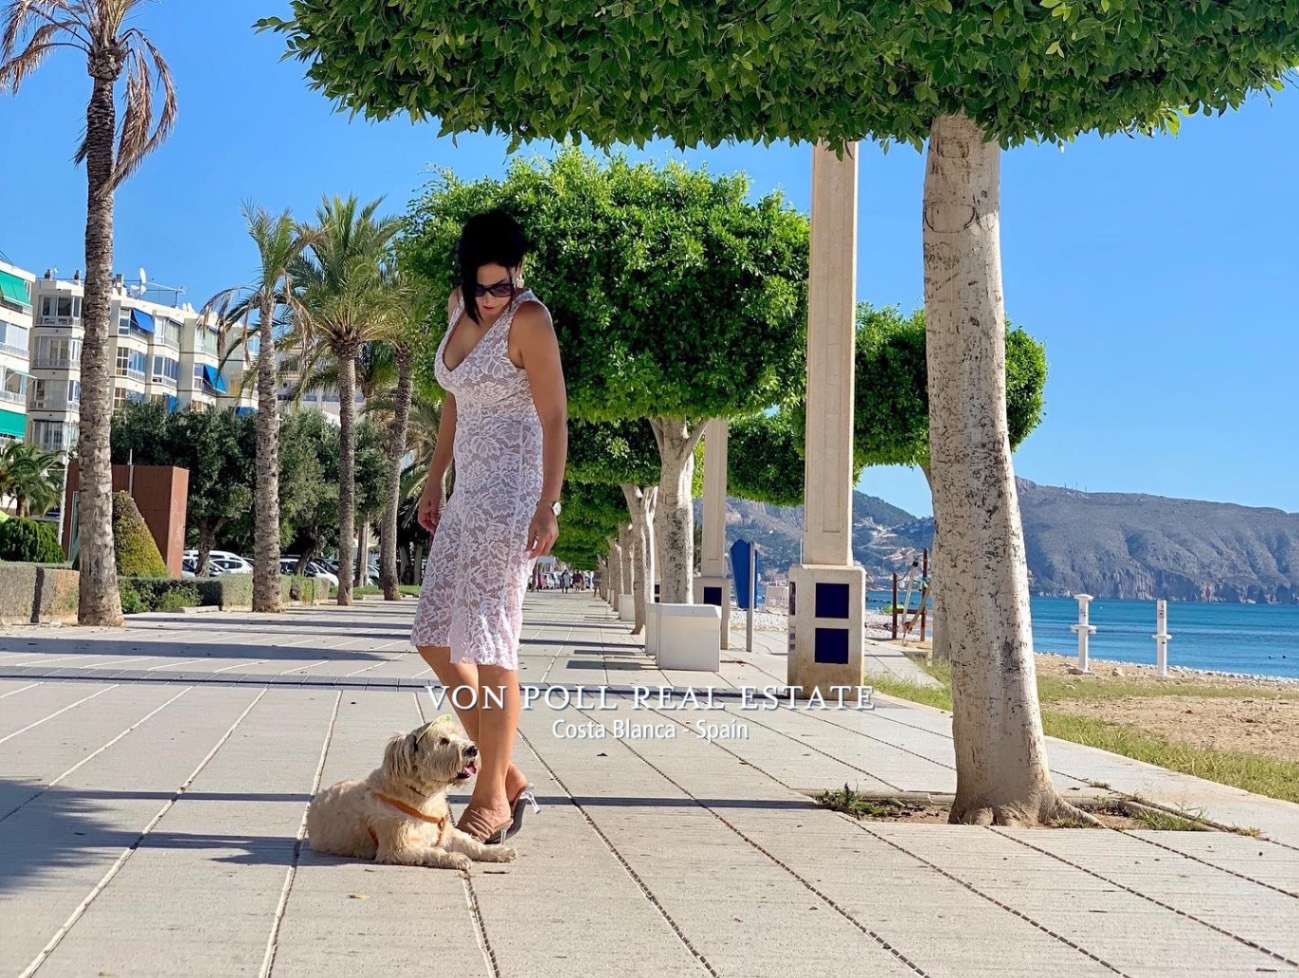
[461,663,522,831]
[417,647,529,814]
[416,645,480,738]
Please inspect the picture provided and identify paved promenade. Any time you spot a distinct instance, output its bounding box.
[0,593,1295,977]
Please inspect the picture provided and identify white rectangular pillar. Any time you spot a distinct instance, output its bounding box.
[788,142,867,697]
[694,417,732,650]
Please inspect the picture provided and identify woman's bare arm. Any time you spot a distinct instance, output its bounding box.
[513,301,568,554]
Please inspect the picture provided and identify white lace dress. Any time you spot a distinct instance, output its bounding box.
[410,289,546,669]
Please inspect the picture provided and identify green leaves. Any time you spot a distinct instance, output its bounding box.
[400,148,809,423]
[270,0,1299,149]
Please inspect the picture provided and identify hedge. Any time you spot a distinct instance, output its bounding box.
[113,492,167,578]
[119,578,202,614]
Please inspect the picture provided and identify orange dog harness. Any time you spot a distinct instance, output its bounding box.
[367,792,449,848]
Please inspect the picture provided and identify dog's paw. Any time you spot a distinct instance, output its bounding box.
[445,852,473,872]
[480,845,517,863]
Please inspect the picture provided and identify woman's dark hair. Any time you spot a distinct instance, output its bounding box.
[456,208,529,323]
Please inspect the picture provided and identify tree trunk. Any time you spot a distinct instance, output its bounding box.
[354,521,369,587]
[608,539,623,602]
[380,344,414,600]
[621,484,658,634]
[650,418,703,604]
[252,295,283,613]
[919,464,948,663]
[75,73,124,627]
[336,351,357,606]
[924,112,1065,826]
[196,523,217,577]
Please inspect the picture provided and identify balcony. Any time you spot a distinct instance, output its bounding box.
[0,342,28,359]
[33,357,79,370]
[117,368,146,382]
[0,389,25,405]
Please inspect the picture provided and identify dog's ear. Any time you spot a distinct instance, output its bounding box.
[382,732,413,782]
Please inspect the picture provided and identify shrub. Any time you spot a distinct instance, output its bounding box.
[195,575,254,609]
[113,492,166,578]
[0,518,64,563]
[117,578,202,614]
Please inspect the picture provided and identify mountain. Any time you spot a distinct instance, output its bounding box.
[706,481,1299,604]
[1015,479,1298,604]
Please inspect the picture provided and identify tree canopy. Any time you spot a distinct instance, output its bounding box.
[263,2,1299,151]
[729,304,1047,504]
[400,147,809,422]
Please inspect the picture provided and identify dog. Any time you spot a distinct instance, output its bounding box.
[305,715,517,872]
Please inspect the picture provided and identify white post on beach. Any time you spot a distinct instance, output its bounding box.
[1070,594,1096,674]
[1153,599,1171,678]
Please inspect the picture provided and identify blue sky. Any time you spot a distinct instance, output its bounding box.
[1,2,1296,519]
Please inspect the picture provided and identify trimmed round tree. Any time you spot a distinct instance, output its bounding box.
[269,0,1299,824]
[400,148,809,604]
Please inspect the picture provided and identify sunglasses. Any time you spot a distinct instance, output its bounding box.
[473,279,516,299]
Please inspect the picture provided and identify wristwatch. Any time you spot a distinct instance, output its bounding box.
[540,499,562,517]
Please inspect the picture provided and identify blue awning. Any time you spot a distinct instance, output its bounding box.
[130,309,155,334]
[203,365,228,393]
[165,395,179,412]
[235,406,254,416]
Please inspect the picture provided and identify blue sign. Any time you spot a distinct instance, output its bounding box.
[730,539,760,610]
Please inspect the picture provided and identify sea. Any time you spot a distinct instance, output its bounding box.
[865,592,1299,680]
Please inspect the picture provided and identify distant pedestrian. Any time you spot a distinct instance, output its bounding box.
[560,569,573,593]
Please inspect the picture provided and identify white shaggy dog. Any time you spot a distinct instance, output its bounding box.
[306,715,517,872]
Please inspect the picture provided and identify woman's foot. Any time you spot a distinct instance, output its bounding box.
[457,800,513,844]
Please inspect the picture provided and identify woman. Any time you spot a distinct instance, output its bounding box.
[411,208,568,844]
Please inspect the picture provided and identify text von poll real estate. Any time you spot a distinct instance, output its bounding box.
[423,683,876,743]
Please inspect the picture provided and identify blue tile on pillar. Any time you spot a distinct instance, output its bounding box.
[813,627,849,664]
[815,582,850,619]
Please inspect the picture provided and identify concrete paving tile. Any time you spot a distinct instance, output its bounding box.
[34,689,339,977]
[0,681,118,741]
[0,686,263,976]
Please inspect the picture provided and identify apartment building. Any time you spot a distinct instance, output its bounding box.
[0,260,33,443]
[26,270,240,452]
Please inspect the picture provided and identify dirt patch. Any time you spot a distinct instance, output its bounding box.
[1048,695,1299,764]
[809,788,1223,831]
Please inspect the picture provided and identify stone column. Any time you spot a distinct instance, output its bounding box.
[788,142,868,698]
[693,417,732,649]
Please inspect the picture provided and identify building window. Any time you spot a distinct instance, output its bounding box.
[68,380,81,404]
[0,369,26,404]
[31,420,68,451]
[113,386,147,410]
[116,348,147,380]
[29,379,47,408]
[0,318,30,357]
[36,336,81,368]
[151,354,179,385]
[41,295,81,322]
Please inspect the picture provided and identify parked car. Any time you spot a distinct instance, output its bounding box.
[280,556,340,589]
[209,556,253,575]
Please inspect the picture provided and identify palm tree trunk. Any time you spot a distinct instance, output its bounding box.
[381,345,414,601]
[253,295,282,613]
[336,351,357,606]
[76,74,124,627]
[924,112,1065,826]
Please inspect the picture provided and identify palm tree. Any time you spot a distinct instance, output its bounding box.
[205,205,310,613]
[2,0,176,626]
[292,195,402,606]
[0,441,64,517]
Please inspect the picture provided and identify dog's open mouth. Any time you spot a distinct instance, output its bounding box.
[456,760,479,781]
